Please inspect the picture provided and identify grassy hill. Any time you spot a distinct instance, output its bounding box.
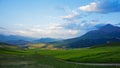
[0,43,119,68]
[36,42,120,63]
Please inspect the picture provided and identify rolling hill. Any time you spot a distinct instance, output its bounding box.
[38,42,120,63]
[1,43,117,68]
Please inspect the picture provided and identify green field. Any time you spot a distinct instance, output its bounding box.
[0,43,120,68]
[36,42,120,63]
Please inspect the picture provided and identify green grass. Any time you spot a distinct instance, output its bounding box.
[0,42,120,68]
[35,42,120,63]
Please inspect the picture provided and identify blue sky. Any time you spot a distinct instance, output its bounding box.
[0,0,120,39]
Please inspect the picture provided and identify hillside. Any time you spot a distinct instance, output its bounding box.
[0,44,117,68]
[0,42,20,49]
[0,43,117,68]
[37,42,120,63]
[50,24,120,48]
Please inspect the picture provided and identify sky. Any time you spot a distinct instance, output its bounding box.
[0,0,120,39]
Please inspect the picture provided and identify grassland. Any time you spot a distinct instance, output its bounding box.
[0,42,120,68]
[33,42,120,63]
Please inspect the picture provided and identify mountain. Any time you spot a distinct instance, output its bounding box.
[33,38,60,43]
[80,24,120,39]
[51,24,120,48]
[0,34,35,45]
[6,40,31,45]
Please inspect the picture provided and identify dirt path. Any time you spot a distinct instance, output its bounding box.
[65,61,120,66]
[76,63,120,66]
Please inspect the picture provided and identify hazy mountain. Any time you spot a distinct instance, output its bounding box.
[33,38,60,43]
[80,24,120,39]
[52,24,120,48]
[6,40,31,45]
[0,34,35,45]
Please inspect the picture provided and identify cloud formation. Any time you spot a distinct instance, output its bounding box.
[11,23,81,39]
[60,10,82,23]
[79,0,120,13]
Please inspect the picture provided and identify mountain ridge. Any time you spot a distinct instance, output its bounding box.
[50,24,120,48]
[33,38,60,43]
[0,34,35,45]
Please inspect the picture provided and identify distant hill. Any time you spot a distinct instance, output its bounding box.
[33,38,60,43]
[0,34,35,45]
[51,24,120,48]
[0,42,20,49]
[7,40,31,45]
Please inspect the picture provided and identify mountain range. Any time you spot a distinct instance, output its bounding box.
[0,24,120,48]
[50,24,120,48]
[0,34,59,46]
[0,34,35,45]
[33,38,60,43]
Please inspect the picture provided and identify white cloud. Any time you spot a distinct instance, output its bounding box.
[68,30,79,35]
[79,0,120,13]
[15,24,24,26]
[12,23,81,39]
[79,2,99,12]
[48,23,64,30]
[60,10,81,23]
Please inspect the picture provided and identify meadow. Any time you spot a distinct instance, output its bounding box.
[0,42,120,68]
[35,42,120,63]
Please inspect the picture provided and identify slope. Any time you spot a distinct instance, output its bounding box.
[38,42,120,63]
[0,43,117,68]
[50,24,120,48]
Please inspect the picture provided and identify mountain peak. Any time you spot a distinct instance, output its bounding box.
[101,24,114,28]
[105,24,113,26]
[99,24,118,30]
